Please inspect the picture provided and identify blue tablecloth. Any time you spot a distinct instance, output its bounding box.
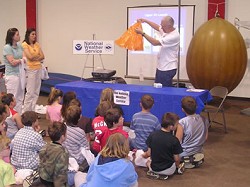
[56,81,212,122]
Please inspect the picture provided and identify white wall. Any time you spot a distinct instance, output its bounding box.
[1,0,249,97]
[36,0,207,84]
[0,0,26,93]
[0,0,26,63]
[226,0,250,97]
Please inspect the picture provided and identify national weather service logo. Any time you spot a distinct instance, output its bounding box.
[75,43,82,51]
[73,40,114,54]
[104,43,112,52]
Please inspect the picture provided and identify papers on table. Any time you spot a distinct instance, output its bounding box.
[186,88,205,92]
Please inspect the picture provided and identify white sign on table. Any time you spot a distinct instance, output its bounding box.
[73,40,114,55]
[114,90,130,106]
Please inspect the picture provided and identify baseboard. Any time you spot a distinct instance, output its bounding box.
[226,96,250,101]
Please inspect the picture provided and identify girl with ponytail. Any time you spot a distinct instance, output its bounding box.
[46,88,63,123]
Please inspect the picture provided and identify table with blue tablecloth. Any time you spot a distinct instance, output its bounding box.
[56,81,212,122]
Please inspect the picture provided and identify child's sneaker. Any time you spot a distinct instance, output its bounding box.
[184,153,204,169]
[147,171,169,180]
[184,162,195,169]
[183,156,195,169]
[177,162,185,174]
[193,153,204,168]
[193,153,204,162]
[39,130,46,137]
[158,174,169,180]
[146,170,159,180]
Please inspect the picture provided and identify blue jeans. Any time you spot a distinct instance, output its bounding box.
[129,138,136,150]
[155,69,177,87]
[68,171,76,186]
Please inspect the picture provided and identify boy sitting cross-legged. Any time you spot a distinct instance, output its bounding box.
[130,94,160,151]
[142,112,184,180]
[39,121,69,186]
[176,96,209,168]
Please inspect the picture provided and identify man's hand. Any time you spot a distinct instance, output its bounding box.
[137,18,147,23]
[135,28,143,35]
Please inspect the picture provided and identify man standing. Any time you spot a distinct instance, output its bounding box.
[135,16,180,87]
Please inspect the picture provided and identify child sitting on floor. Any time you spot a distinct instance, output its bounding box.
[130,94,160,151]
[92,108,128,153]
[74,133,138,187]
[46,88,63,123]
[1,93,24,139]
[97,87,124,116]
[0,104,9,136]
[11,111,45,170]
[39,121,69,186]
[61,91,77,121]
[141,112,184,180]
[175,96,209,168]
[62,105,89,172]
[0,135,16,186]
[69,99,94,142]
[91,101,112,153]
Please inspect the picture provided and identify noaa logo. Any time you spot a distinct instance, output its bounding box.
[105,44,112,52]
[75,43,82,51]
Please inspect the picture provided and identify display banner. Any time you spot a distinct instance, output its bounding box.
[208,0,225,20]
[73,40,114,54]
[26,0,36,29]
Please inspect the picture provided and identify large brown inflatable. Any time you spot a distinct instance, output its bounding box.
[186,17,247,93]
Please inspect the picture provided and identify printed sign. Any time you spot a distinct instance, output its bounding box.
[73,40,114,54]
[114,90,130,106]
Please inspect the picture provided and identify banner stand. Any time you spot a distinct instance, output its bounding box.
[80,34,105,80]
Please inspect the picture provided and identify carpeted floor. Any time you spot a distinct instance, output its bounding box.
[133,97,250,187]
[14,95,250,187]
